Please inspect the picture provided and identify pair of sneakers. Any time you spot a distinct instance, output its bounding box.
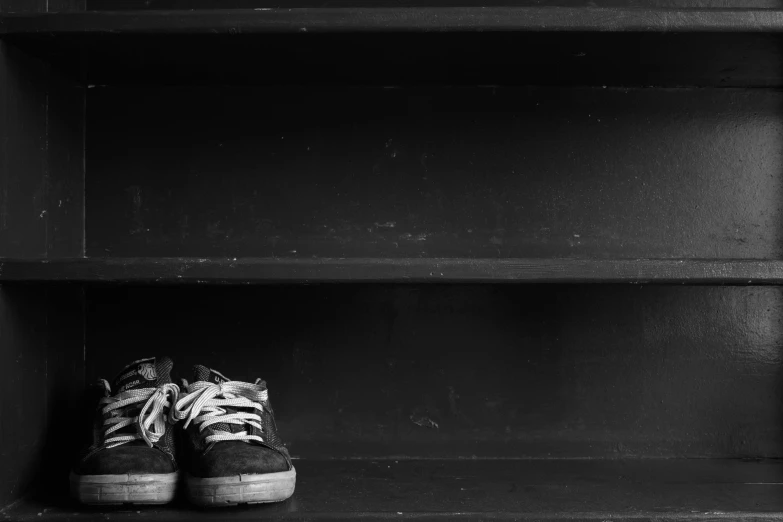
[70,357,296,507]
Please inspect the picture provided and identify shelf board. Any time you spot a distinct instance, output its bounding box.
[5,459,783,520]
[1,258,783,283]
[2,8,783,34]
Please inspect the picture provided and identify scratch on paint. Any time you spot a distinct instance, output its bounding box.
[399,232,430,242]
[0,187,7,230]
[125,186,144,235]
[410,414,439,429]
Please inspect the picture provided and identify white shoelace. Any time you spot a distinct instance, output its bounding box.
[98,383,180,449]
[172,380,269,444]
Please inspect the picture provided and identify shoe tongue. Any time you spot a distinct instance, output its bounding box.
[193,364,230,385]
[192,364,247,436]
[113,356,173,393]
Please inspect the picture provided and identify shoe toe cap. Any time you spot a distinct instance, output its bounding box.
[76,444,176,475]
[192,441,289,477]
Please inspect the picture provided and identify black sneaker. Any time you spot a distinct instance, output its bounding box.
[70,357,180,505]
[173,365,296,507]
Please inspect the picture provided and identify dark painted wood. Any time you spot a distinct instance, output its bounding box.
[0,0,84,13]
[0,0,46,13]
[47,0,87,12]
[87,87,783,259]
[0,42,49,258]
[0,30,84,510]
[8,460,783,520]
[10,32,782,87]
[0,41,85,260]
[85,0,783,9]
[0,287,48,509]
[86,285,783,458]
[4,8,783,34]
[0,286,84,510]
[36,286,87,503]
[44,46,85,258]
[4,258,783,283]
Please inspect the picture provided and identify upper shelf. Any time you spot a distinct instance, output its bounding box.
[2,7,783,34]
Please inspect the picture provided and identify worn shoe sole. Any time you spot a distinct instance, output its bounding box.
[69,471,179,505]
[186,467,296,506]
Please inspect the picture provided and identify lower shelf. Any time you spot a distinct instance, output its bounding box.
[5,459,783,521]
[2,258,783,283]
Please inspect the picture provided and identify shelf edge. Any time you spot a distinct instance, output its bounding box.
[3,8,783,34]
[0,257,781,283]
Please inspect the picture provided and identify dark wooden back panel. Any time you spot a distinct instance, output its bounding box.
[88,86,783,260]
[87,284,783,459]
[0,41,84,260]
[0,286,84,509]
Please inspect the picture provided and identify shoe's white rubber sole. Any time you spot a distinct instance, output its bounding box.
[69,471,179,505]
[186,467,296,507]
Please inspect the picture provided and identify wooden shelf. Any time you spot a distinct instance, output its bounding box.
[5,459,783,520]
[2,8,783,34]
[2,258,783,283]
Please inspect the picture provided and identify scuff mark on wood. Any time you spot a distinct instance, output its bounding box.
[125,185,144,235]
[411,409,439,429]
[0,187,7,230]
